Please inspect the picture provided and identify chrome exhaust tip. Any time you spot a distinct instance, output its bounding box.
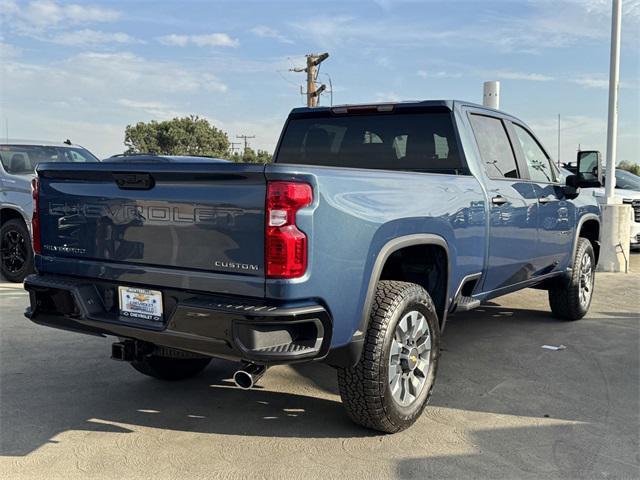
[233,363,267,389]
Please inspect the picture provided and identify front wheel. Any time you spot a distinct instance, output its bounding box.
[548,237,595,320]
[337,281,440,433]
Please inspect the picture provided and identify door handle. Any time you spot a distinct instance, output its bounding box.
[538,196,554,204]
[491,195,507,206]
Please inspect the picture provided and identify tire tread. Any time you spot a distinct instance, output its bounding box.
[337,280,438,433]
[548,237,594,320]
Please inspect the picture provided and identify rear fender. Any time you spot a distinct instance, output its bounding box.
[326,233,450,368]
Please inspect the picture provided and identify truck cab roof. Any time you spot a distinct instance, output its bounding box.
[289,99,509,117]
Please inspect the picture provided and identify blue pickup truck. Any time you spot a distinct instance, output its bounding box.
[24,100,600,433]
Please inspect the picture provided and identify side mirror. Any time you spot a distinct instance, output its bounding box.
[576,150,603,187]
[563,174,580,199]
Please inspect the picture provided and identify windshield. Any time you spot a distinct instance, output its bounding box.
[0,145,98,175]
[615,169,640,191]
[275,110,465,174]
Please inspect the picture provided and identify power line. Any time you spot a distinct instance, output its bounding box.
[319,72,333,106]
[276,69,301,88]
[236,135,255,153]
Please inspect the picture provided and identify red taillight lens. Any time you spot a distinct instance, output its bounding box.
[266,181,312,278]
[31,178,41,254]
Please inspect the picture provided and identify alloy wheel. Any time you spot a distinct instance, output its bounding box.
[1,229,28,274]
[578,251,593,308]
[388,310,432,407]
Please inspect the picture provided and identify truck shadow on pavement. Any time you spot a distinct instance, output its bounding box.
[1,359,375,456]
[1,302,637,457]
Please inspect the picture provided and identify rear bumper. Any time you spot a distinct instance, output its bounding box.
[24,274,332,364]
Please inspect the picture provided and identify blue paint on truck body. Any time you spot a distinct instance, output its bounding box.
[26,100,600,366]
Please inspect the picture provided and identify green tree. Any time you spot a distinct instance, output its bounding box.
[234,147,272,164]
[256,149,273,163]
[618,160,640,176]
[124,116,230,157]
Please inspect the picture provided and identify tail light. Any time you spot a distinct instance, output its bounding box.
[266,181,313,278]
[31,178,42,254]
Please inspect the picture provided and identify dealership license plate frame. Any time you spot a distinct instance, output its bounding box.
[118,286,163,322]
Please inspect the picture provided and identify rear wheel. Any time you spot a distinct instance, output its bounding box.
[131,355,212,381]
[337,281,440,433]
[1,219,34,283]
[548,237,595,320]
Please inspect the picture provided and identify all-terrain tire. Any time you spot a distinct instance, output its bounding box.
[548,237,595,320]
[1,218,34,283]
[131,355,212,381]
[337,280,440,433]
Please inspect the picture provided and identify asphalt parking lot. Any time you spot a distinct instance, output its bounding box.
[1,257,639,479]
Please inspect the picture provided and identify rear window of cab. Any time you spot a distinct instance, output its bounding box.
[275,111,467,174]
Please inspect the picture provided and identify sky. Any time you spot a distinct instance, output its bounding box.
[0,0,639,163]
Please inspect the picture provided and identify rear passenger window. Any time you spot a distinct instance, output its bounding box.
[469,114,519,179]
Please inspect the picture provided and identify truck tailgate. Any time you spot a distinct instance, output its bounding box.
[36,163,266,277]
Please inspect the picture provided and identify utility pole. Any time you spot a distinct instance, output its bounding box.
[236,135,255,153]
[230,142,241,155]
[290,52,329,107]
[557,114,561,167]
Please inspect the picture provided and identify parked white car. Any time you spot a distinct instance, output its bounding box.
[560,167,640,249]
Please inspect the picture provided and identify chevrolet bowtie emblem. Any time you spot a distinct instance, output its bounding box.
[134,294,149,302]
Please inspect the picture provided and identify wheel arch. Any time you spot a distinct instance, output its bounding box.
[1,206,30,228]
[360,234,450,333]
[325,234,451,369]
[574,214,600,267]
